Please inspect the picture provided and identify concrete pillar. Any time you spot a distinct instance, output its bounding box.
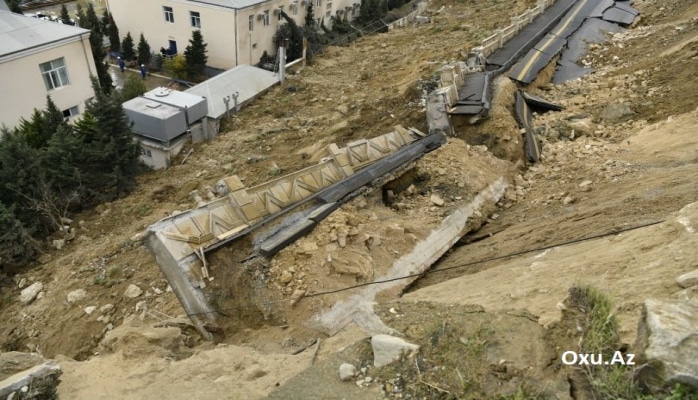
[537,0,546,11]
[496,29,504,49]
[510,16,521,34]
[440,65,455,88]
[527,9,534,23]
[452,64,464,87]
[279,43,286,83]
[456,61,468,79]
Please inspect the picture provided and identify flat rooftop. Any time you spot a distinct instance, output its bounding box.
[0,10,89,59]
[123,97,182,119]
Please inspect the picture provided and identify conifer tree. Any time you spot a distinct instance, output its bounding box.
[106,13,120,54]
[89,25,113,93]
[274,11,304,62]
[121,32,136,61]
[84,3,101,33]
[184,30,208,79]
[83,77,141,199]
[7,0,23,14]
[137,33,152,66]
[75,3,85,27]
[60,3,71,25]
[0,202,36,271]
[305,1,315,28]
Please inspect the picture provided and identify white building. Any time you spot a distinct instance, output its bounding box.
[0,10,97,129]
[109,0,361,70]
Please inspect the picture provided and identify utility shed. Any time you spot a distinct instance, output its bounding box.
[185,64,279,135]
[143,87,208,125]
[122,97,187,142]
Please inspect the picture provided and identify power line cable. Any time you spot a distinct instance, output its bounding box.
[186,219,664,317]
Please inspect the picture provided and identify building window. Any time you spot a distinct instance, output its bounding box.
[40,58,69,90]
[141,148,152,157]
[163,6,174,23]
[263,10,270,26]
[277,8,282,21]
[249,15,254,31]
[325,10,330,18]
[190,11,201,28]
[327,1,332,9]
[62,106,79,119]
[316,18,321,27]
[316,0,321,7]
[292,3,298,15]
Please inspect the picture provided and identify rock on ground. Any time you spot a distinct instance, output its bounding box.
[66,289,87,304]
[124,284,143,298]
[338,363,356,381]
[371,334,419,368]
[676,270,698,289]
[19,282,43,305]
[637,299,698,388]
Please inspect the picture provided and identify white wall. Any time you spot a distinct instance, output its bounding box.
[0,35,97,130]
[110,0,360,70]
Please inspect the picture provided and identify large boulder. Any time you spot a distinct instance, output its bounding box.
[371,334,419,368]
[636,299,698,389]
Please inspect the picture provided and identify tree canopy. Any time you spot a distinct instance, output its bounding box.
[0,82,142,271]
[184,30,208,79]
[137,33,152,66]
[121,32,136,61]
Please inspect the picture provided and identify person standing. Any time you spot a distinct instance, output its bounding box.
[118,57,125,73]
[140,64,147,80]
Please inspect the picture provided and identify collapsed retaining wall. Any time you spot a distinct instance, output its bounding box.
[145,127,442,337]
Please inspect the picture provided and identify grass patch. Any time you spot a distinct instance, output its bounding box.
[367,318,494,399]
[108,266,121,278]
[567,285,698,400]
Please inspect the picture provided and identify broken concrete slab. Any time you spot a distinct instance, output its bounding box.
[371,334,419,368]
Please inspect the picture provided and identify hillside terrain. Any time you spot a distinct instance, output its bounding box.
[1,0,697,398]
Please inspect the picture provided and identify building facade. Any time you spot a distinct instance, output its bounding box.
[109,0,360,70]
[0,10,97,130]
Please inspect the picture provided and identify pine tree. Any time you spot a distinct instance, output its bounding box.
[106,13,120,54]
[89,23,113,94]
[0,129,44,231]
[122,32,136,61]
[305,1,315,28]
[101,9,110,33]
[184,30,208,79]
[84,77,141,199]
[84,3,101,33]
[75,3,85,28]
[274,11,304,62]
[60,4,71,25]
[7,0,23,14]
[137,33,152,66]
[0,202,36,272]
[12,97,64,149]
